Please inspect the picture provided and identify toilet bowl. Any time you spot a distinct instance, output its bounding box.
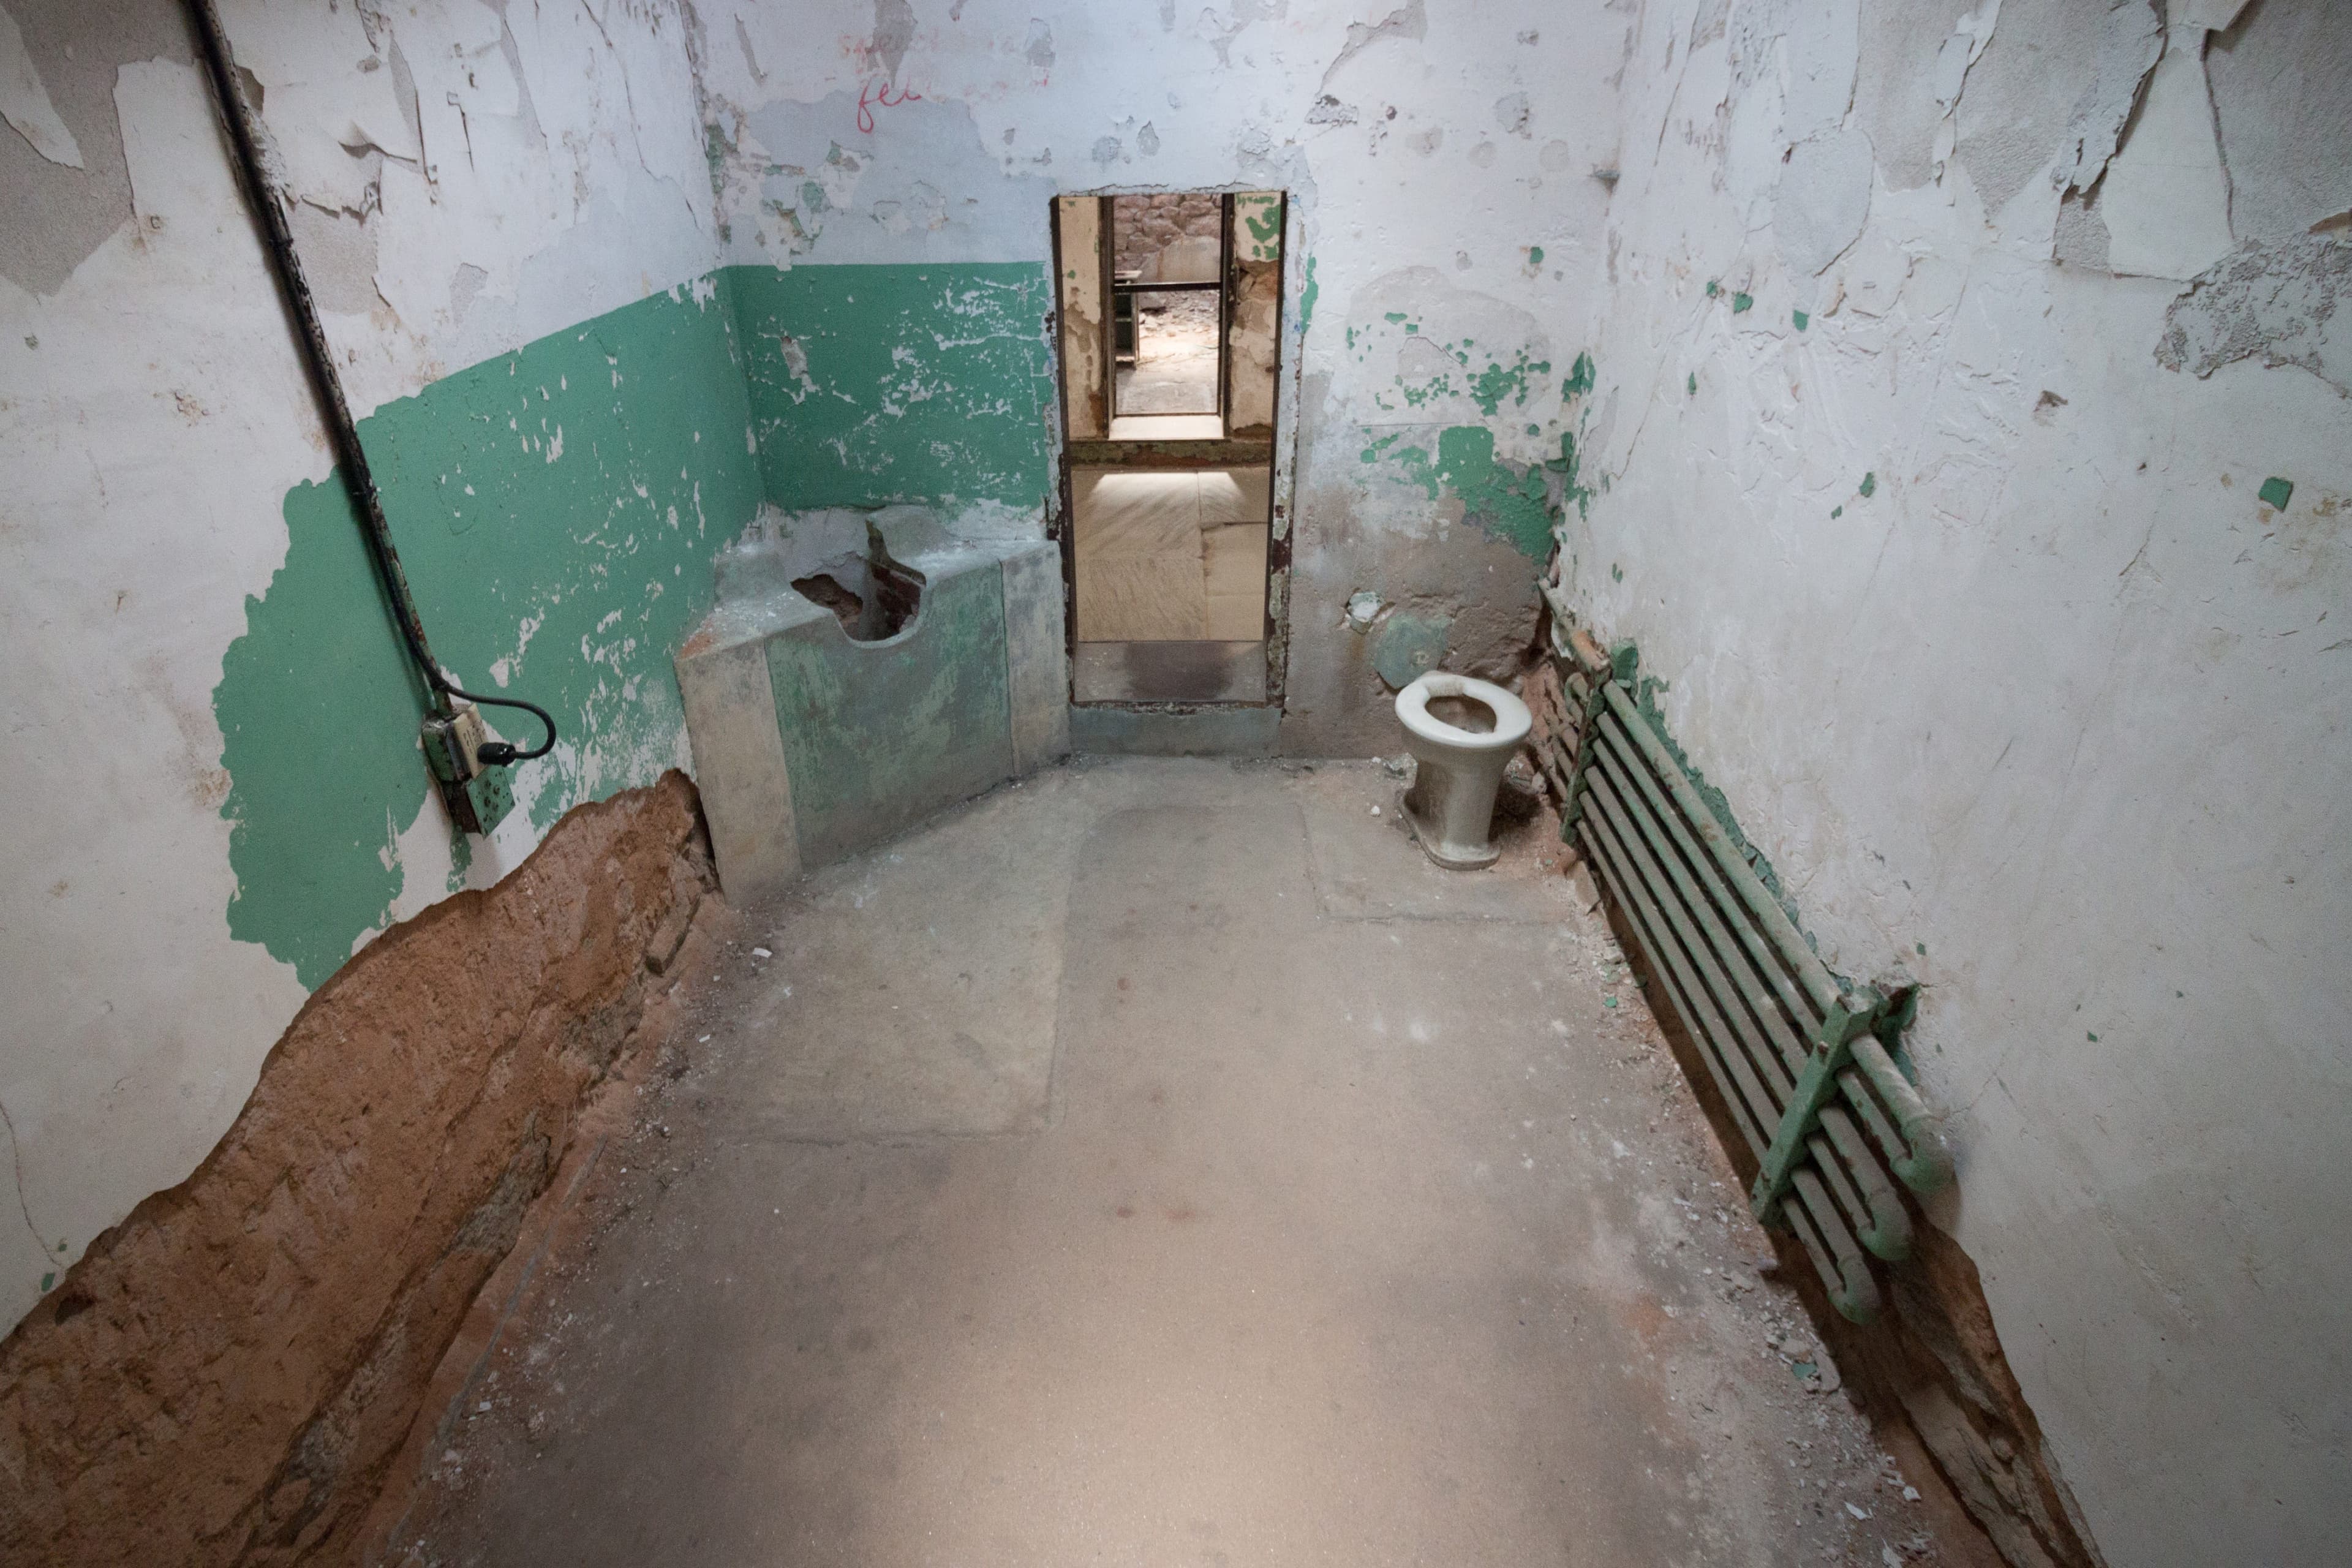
[1394,671,1534,869]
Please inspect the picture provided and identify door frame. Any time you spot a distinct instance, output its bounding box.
[1049,188,1294,713]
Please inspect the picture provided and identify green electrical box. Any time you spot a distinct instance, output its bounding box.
[458,766,513,836]
[421,705,516,837]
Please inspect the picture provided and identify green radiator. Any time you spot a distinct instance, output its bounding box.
[1547,623,1950,1322]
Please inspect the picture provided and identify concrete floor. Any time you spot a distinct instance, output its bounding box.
[401,760,1973,1567]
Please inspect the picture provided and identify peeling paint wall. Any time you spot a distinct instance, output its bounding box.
[1571,2,2351,1562]
[0,0,737,1332]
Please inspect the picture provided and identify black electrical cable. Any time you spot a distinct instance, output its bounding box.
[467,693,557,766]
[186,0,556,766]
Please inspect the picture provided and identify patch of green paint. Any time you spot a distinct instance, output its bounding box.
[1528,245,1545,265]
[1363,425,1553,559]
[1390,369,1460,410]
[1369,611,1450,688]
[1706,280,1720,298]
[39,1273,52,1293]
[217,279,764,989]
[1466,349,1551,417]
[1547,426,1595,521]
[729,262,1056,513]
[1687,372,1697,395]
[1792,309,1809,331]
[1403,322,1419,334]
[1563,352,1595,398]
[1624,668,1804,921]
[2258,475,2294,510]
[1235,192,1283,262]
[800,179,827,214]
[1384,311,1409,323]
[1877,990,1921,1077]
[1526,423,1541,437]
[703,126,734,239]
[1859,471,1877,498]
[1915,941,1926,956]
[1298,255,1318,330]
[218,478,421,987]
[1610,562,1623,582]
[1732,292,1753,313]
[1831,505,1843,518]
[2087,1031,2099,1042]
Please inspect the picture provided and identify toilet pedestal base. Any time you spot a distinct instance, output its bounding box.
[1400,772,1503,870]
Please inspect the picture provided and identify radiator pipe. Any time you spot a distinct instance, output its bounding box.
[184,0,555,761]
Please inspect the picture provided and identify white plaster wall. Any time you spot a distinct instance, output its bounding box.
[0,0,719,1329]
[1570,2,2351,1562]
[0,49,320,1333]
[221,0,717,418]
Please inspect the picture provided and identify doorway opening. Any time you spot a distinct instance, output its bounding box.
[1053,191,1286,706]
[1112,194,1224,424]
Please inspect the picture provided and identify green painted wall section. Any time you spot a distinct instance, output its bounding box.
[1359,426,1554,560]
[216,481,433,990]
[727,262,1056,514]
[216,262,1058,993]
[1370,611,1450,688]
[766,557,1012,865]
[1340,310,1604,562]
[216,280,765,989]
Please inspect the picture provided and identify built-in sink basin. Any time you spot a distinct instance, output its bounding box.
[676,506,1068,900]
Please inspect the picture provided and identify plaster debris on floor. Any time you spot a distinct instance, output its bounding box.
[388,761,1987,1568]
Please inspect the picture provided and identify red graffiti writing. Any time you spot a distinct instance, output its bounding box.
[856,78,922,135]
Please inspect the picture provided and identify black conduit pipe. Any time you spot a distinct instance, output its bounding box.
[185,0,555,764]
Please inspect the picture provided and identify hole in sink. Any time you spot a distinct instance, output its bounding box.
[793,573,864,631]
[791,551,921,643]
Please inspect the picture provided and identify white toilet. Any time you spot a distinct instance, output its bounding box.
[1394,671,1534,869]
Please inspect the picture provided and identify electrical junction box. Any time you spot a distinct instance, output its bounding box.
[456,767,514,837]
[420,706,487,782]
[421,705,514,837]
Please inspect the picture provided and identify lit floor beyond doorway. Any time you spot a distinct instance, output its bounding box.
[1115,293,1221,416]
[400,761,1975,1567]
[1072,468,1268,704]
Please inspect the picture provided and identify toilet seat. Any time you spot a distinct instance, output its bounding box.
[1395,672,1532,752]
